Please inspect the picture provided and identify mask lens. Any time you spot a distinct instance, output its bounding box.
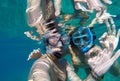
[72,27,91,46]
[74,38,81,45]
[72,31,81,45]
[48,36,59,46]
[83,36,89,41]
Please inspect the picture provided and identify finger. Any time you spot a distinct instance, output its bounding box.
[109,17,116,35]
[105,19,111,34]
[99,32,107,41]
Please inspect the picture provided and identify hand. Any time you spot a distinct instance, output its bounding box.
[99,29,120,50]
[86,43,120,78]
[27,48,42,61]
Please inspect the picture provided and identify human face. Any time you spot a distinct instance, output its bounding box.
[46,33,70,56]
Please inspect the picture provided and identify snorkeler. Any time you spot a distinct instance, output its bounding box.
[25,0,81,80]
[70,25,120,78]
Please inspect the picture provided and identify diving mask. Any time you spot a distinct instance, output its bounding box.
[47,33,70,47]
[72,27,95,53]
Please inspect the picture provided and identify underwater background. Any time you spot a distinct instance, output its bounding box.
[0,0,120,81]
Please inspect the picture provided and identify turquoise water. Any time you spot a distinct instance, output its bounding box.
[0,0,120,81]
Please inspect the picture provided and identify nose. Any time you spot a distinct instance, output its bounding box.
[57,41,63,47]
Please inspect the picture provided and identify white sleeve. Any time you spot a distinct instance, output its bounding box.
[28,59,51,81]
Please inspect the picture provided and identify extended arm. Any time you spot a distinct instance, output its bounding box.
[28,58,51,81]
